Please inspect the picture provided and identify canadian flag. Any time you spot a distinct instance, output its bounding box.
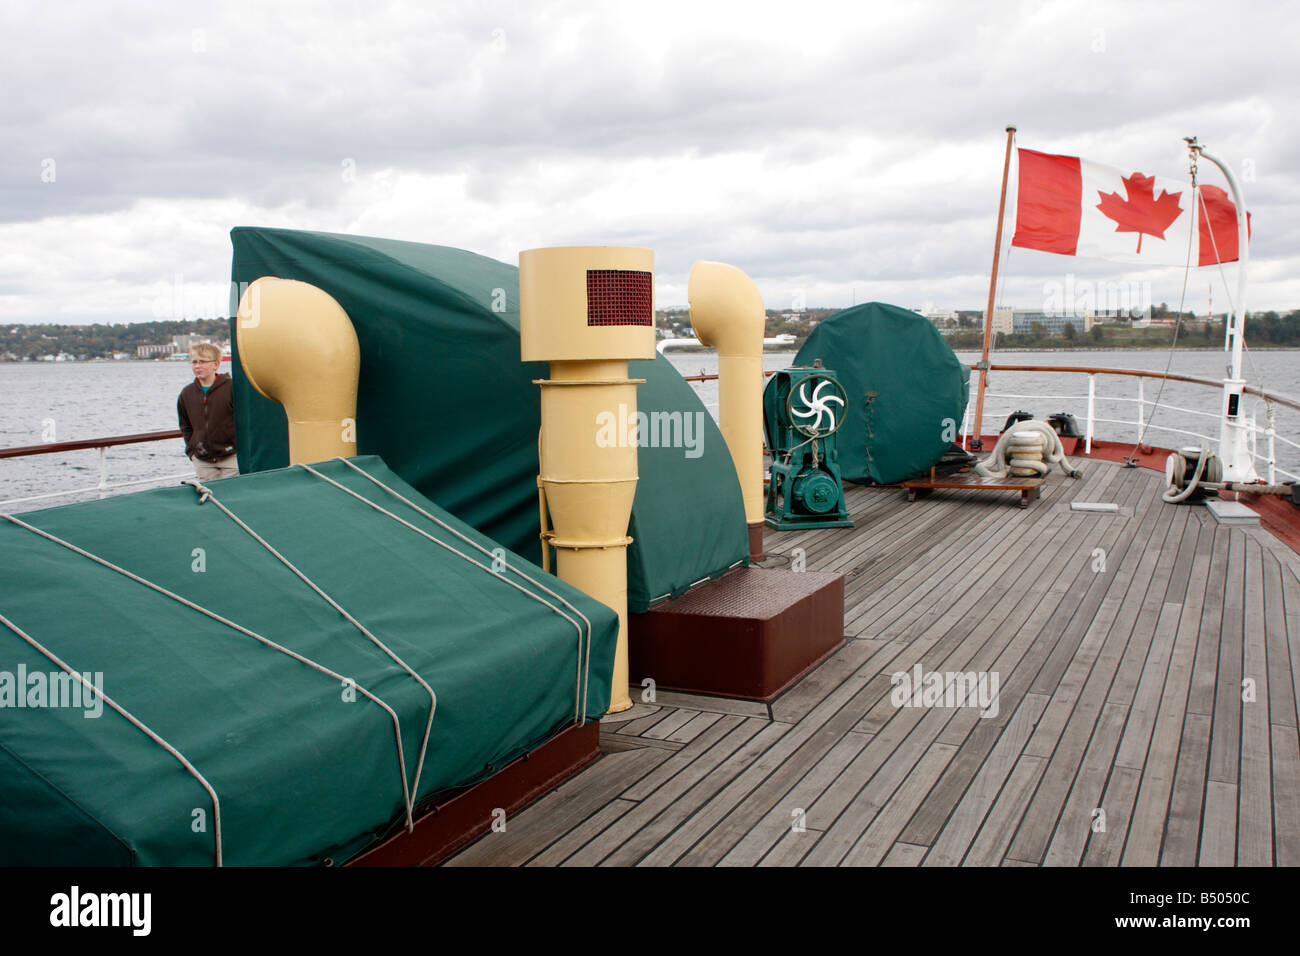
[1011,148,1248,267]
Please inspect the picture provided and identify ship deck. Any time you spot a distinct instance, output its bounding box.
[446,458,1300,867]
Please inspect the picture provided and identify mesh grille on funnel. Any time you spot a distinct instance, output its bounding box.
[586,269,652,326]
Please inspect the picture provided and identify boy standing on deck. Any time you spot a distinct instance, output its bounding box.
[178,343,237,480]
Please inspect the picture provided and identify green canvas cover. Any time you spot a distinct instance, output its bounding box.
[623,357,749,606]
[229,227,747,612]
[794,303,969,485]
[0,456,617,866]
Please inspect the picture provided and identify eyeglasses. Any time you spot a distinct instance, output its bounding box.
[191,359,218,365]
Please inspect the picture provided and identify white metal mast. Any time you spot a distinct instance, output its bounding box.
[1185,137,1256,482]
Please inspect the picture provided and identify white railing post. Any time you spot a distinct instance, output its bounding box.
[97,446,108,497]
[1250,411,1257,474]
[1136,378,1144,445]
[1266,405,1277,485]
[1086,373,1095,454]
[961,369,974,448]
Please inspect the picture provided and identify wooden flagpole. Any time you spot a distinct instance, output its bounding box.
[971,124,1016,451]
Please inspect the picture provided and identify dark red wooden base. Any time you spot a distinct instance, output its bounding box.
[629,567,845,701]
[346,720,601,867]
[748,522,765,562]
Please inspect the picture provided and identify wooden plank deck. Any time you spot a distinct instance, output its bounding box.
[446,460,1300,867]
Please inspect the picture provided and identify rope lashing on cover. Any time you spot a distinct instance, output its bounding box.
[974,419,1082,481]
[327,457,596,723]
[0,608,226,866]
[1,512,416,835]
[327,457,595,723]
[304,459,596,724]
[182,479,437,804]
[301,460,592,724]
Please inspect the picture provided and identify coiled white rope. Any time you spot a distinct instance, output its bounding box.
[1164,447,1211,509]
[974,419,1082,480]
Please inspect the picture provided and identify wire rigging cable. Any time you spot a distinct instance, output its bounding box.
[1123,152,1197,466]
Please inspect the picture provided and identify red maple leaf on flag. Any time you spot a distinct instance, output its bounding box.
[1096,173,1184,253]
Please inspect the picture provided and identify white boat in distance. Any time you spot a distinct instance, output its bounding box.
[658,332,797,352]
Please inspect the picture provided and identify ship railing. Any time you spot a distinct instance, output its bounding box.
[965,366,1300,484]
[0,429,191,511]
[6,366,1297,511]
[682,364,1300,485]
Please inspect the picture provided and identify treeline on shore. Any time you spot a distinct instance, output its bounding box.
[945,311,1300,350]
[4,310,1300,361]
[1,318,231,360]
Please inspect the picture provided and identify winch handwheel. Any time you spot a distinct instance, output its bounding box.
[786,373,847,439]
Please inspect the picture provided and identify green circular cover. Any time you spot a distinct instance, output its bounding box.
[793,302,969,484]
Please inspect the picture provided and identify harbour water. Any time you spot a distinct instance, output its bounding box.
[2,349,1298,510]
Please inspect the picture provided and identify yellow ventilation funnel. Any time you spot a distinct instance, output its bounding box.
[521,246,656,714]
[688,261,765,561]
[235,277,361,465]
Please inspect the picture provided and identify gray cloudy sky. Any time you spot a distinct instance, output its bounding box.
[3,0,1297,324]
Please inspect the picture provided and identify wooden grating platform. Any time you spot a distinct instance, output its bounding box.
[903,471,1043,507]
[445,460,1300,867]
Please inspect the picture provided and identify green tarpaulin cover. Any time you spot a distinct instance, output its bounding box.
[794,302,969,485]
[229,227,747,611]
[0,457,617,866]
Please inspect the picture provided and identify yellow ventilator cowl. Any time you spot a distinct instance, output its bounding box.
[688,261,765,559]
[521,246,655,715]
[520,246,656,361]
[235,277,361,465]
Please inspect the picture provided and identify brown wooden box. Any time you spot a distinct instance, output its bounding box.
[629,567,845,701]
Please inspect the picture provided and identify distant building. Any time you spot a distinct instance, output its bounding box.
[171,334,217,352]
[921,309,958,329]
[989,308,1093,335]
[136,343,177,358]
[1013,310,1092,335]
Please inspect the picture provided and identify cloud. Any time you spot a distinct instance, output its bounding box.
[2,0,1298,322]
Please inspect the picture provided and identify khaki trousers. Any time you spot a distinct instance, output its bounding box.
[192,454,239,481]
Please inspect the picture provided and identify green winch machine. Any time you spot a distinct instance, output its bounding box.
[763,363,853,529]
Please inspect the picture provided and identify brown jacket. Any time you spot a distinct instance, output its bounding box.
[178,374,236,461]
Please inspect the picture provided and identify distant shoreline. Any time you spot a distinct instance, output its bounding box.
[952,346,1299,353]
[0,358,204,364]
[6,344,1300,365]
